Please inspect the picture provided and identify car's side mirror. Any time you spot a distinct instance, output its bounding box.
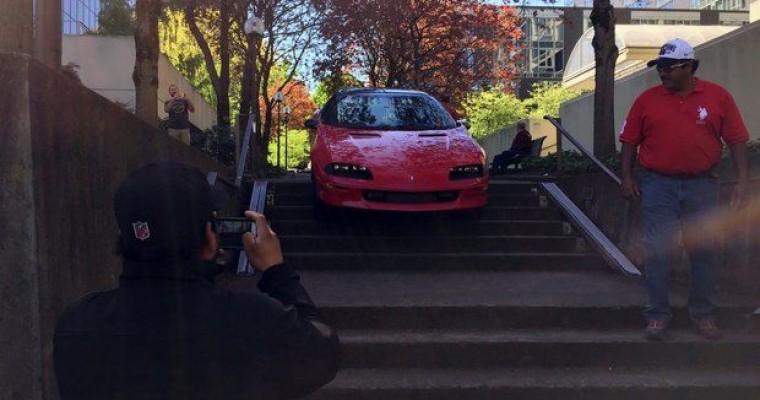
[457,119,471,129]
[305,118,318,130]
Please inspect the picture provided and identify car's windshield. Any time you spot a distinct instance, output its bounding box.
[327,93,456,131]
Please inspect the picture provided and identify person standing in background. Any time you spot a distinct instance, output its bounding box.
[164,84,195,145]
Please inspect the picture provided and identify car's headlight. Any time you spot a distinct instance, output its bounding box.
[325,163,373,180]
[449,164,484,180]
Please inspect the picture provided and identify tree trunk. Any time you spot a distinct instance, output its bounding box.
[185,2,231,129]
[590,0,619,157]
[34,0,61,69]
[133,0,161,127]
[218,0,231,127]
[0,0,33,54]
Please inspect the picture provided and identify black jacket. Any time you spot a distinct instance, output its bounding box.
[54,260,340,400]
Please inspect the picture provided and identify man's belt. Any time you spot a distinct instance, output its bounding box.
[644,167,718,180]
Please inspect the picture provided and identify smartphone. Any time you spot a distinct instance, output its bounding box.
[215,217,256,250]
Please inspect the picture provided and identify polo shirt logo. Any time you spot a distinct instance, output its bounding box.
[696,106,708,125]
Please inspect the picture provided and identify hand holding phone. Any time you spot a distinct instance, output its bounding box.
[215,217,256,250]
[242,211,283,272]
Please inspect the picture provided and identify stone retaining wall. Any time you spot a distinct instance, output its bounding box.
[0,54,235,400]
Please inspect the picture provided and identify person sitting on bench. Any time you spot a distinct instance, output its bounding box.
[492,122,532,171]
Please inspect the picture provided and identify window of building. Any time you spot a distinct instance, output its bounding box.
[63,0,101,35]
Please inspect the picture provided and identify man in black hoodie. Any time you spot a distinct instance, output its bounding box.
[54,162,340,400]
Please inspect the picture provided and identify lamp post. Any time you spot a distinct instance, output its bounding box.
[273,90,284,168]
[282,105,291,170]
[238,16,264,183]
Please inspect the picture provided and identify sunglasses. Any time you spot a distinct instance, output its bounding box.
[656,62,690,73]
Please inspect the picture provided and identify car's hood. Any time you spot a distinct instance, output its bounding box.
[320,126,485,188]
[323,127,484,168]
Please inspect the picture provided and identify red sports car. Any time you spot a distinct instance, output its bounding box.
[307,88,488,213]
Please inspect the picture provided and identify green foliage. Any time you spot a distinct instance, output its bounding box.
[524,81,584,119]
[193,125,236,167]
[461,82,584,140]
[159,11,218,111]
[462,89,526,139]
[520,150,621,175]
[267,129,311,169]
[94,0,135,35]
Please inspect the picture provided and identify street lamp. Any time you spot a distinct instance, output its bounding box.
[273,90,284,168]
[236,16,265,186]
[244,16,264,36]
[282,105,292,170]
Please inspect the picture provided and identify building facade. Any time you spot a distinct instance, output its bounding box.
[514,4,749,97]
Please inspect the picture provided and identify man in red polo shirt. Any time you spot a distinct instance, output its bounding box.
[619,38,749,341]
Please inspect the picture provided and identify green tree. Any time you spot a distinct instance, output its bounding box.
[267,129,310,169]
[312,73,362,107]
[95,0,135,35]
[462,89,526,139]
[523,81,584,119]
[159,10,218,110]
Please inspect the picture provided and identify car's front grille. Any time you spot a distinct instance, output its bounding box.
[362,190,458,204]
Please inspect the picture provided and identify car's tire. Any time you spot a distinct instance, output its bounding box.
[311,173,332,222]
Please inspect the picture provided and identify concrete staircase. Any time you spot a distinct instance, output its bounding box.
[262,177,760,400]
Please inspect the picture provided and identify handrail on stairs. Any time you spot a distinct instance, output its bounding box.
[544,116,621,186]
[540,116,641,277]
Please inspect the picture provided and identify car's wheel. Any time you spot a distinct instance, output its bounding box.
[311,173,332,222]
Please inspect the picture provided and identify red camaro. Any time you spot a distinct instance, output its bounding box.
[307,88,488,213]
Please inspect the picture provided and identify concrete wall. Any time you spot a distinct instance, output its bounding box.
[559,20,760,151]
[0,54,235,400]
[62,35,216,130]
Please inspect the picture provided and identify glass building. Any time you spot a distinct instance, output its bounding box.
[62,0,101,34]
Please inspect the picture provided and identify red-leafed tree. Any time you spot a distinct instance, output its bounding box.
[276,80,317,130]
[314,0,522,100]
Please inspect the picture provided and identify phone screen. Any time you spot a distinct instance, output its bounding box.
[215,217,256,250]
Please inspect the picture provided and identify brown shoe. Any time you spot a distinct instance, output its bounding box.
[694,318,722,340]
[644,319,668,341]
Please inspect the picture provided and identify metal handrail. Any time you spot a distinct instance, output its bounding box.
[540,116,641,277]
[235,114,255,188]
[544,116,621,186]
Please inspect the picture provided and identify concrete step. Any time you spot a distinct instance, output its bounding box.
[280,235,588,254]
[284,252,606,271]
[289,271,757,330]
[271,220,573,236]
[266,180,543,196]
[270,193,546,208]
[267,205,563,221]
[337,329,760,368]
[304,367,760,400]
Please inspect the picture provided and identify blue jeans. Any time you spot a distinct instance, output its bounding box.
[640,169,719,323]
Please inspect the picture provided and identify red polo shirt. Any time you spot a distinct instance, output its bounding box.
[619,78,748,175]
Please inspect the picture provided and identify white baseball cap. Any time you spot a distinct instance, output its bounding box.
[647,38,695,68]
